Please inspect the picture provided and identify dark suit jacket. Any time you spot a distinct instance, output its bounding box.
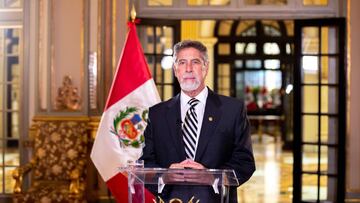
[141,89,255,202]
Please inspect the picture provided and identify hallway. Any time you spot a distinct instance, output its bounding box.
[238,134,326,203]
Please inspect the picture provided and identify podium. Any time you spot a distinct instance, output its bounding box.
[127,168,239,203]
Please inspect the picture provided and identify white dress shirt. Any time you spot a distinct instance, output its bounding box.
[180,87,208,156]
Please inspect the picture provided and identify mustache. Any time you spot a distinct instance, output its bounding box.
[181,73,196,79]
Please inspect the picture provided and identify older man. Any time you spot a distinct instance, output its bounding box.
[141,40,255,202]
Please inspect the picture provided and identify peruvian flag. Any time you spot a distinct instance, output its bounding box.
[90,21,160,202]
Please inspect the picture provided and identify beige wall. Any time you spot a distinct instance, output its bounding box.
[52,0,84,110]
[36,0,85,113]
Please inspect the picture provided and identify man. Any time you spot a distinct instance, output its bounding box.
[141,40,255,202]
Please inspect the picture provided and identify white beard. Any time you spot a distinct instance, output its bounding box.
[179,79,200,91]
[176,68,207,92]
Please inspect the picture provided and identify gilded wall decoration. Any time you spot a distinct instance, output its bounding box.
[55,75,82,111]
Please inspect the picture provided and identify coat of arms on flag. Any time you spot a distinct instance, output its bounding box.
[112,107,148,148]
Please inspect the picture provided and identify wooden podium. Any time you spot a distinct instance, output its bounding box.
[127,168,239,203]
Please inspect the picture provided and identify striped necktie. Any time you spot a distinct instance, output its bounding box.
[182,98,200,160]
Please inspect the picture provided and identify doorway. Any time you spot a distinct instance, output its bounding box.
[293,18,346,203]
[137,17,346,202]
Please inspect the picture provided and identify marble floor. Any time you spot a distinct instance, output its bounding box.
[237,134,293,203]
[237,133,329,203]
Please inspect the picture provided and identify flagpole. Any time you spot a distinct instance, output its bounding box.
[130,4,136,22]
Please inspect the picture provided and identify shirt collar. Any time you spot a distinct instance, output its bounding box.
[180,87,208,107]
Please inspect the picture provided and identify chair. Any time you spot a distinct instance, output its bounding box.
[13,118,89,203]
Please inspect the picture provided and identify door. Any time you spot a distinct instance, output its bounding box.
[137,19,181,100]
[293,18,346,202]
[0,0,24,200]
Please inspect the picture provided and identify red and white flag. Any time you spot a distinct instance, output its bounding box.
[91,21,160,202]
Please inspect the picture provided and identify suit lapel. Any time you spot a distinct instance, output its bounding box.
[165,94,186,161]
[195,90,222,162]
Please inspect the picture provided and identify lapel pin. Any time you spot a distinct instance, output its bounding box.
[208,116,213,121]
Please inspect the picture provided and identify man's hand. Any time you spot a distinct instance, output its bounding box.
[166,159,211,184]
[169,159,206,169]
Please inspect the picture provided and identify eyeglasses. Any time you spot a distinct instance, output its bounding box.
[175,58,204,68]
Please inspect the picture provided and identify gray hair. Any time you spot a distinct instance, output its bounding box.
[173,40,209,64]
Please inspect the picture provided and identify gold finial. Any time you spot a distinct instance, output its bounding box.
[130,4,136,22]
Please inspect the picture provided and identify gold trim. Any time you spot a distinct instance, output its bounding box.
[348,188,360,193]
[80,0,85,112]
[346,0,357,193]
[97,0,102,110]
[38,0,47,111]
[89,116,101,122]
[112,0,116,73]
[50,0,55,111]
[169,198,182,203]
[89,116,101,139]
[345,199,360,203]
[32,115,90,122]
